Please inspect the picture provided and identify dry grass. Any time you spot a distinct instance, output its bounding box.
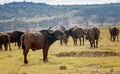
[0,26,120,74]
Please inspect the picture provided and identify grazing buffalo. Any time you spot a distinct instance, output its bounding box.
[7,31,24,49]
[109,26,119,42]
[86,26,100,48]
[21,29,65,64]
[60,26,84,46]
[0,33,11,51]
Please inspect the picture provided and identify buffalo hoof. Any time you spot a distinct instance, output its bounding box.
[10,48,12,51]
[43,60,48,63]
[24,61,28,64]
[5,49,8,51]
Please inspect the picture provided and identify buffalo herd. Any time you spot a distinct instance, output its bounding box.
[0,25,119,64]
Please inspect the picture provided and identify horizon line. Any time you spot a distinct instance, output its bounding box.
[0,1,120,6]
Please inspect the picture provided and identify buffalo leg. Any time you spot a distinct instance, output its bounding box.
[96,39,98,48]
[110,35,112,41]
[17,42,21,49]
[83,36,84,46]
[0,44,2,51]
[89,40,92,47]
[64,39,67,45]
[79,38,81,46]
[66,38,68,45]
[74,38,77,45]
[43,47,49,63]
[76,38,77,45]
[15,43,17,46]
[117,35,119,42]
[4,43,8,51]
[73,38,75,45]
[92,40,95,48]
[23,49,29,64]
[60,39,62,45]
[8,42,11,51]
[113,36,115,41]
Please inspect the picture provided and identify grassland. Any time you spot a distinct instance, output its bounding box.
[0,26,120,74]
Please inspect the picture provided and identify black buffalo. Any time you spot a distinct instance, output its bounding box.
[7,31,24,49]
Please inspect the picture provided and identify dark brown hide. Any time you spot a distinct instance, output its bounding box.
[60,26,84,46]
[86,26,100,48]
[21,30,64,64]
[73,27,84,45]
[0,33,11,51]
[7,31,24,48]
[109,26,119,42]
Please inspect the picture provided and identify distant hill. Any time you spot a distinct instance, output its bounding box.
[0,2,120,31]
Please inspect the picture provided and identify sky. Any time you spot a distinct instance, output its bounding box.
[0,0,120,5]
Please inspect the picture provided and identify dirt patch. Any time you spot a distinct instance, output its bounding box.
[90,69,120,74]
[55,51,119,57]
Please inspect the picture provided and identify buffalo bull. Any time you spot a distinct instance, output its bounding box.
[0,33,11,51]
[86,26,100,48]
[21,29,65,64]
[109,26,119,42]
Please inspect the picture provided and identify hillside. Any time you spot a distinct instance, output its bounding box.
[0,2,120,31]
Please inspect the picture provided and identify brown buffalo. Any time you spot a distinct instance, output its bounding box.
[60,26,84,46]
[109,26,119,42]
[7,31,24,49]
[21,29,65,64]
[86,26,100,48]
[0,33,11,51]
[73,27,84,45]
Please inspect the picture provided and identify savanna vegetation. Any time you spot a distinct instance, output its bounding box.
[0,2,120,31]
[0,26,120,74]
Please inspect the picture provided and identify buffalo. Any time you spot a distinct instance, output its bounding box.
[85,26,100,48]
[60,26,84,46]
[21,29,65,64]
[0,33,11,51]
[7,31,24,49]
[109,26,119,42]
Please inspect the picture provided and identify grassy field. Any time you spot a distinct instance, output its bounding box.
[0,26,120,74]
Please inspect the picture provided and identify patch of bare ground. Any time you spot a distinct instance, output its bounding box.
[55,51,119,57]
[68,66,120,74]
[90,68,120,74]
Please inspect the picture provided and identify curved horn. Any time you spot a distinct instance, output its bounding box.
[60,26,66,32]
[48,26,53,30]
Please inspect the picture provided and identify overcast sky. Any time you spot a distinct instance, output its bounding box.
[0,0,120,5]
